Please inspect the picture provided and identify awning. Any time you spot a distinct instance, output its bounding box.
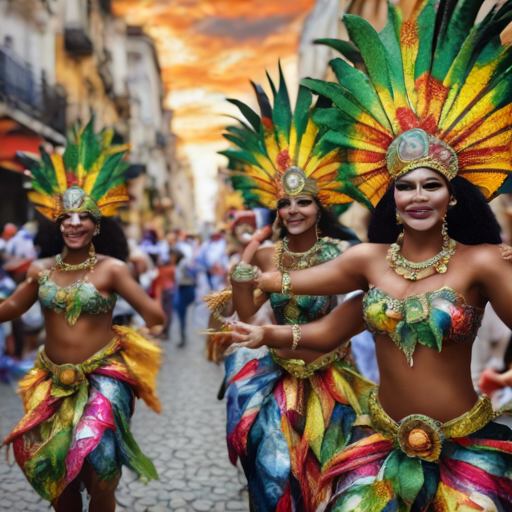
[0,119,44,172]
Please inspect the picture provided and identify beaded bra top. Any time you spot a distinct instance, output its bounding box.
[269,237,346,326]
[362,287,483,366]
[38,269,117,326]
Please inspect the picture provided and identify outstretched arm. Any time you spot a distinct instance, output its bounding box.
[257,243,371,297]
[229,292,365,352]
[0,262,42,323]
[110,261,166,328]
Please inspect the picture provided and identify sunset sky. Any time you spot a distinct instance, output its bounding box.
[112,0,316,222]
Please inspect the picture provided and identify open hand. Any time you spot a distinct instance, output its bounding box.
[500,244,512,262]
[240,225,272,264]
[255,270,281,293]
[225,321,265,352]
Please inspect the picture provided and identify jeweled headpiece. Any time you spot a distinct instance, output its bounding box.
[302,0,512,209]
[221,66,353,209]
[20,118,130,221]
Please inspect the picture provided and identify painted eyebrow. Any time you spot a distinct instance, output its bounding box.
[396,177,443,185]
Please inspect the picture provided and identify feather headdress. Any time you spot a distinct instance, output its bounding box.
[302,0,512,209]
[220,66,354,209]
[20,118,130,221]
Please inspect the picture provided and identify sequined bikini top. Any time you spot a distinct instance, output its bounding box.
[38,269,117,326]
[362,286,484,365]
[269,237,347,326]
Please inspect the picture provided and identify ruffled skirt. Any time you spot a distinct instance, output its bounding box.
[322,387,512,512]
[2,325,162,504]
[224,345,374,512]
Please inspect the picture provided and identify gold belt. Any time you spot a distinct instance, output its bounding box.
[369,387,495,462]
[269,344,349,379]
[37,336,121,389]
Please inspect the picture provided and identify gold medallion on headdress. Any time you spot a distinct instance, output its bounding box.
[19,118,130,221]
[222,66,353,209]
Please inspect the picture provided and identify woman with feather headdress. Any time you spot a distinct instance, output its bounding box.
[227,0,512,509]
[0,120,165,512]
[219,70,374,511]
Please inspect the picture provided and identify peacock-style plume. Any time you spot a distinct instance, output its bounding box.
[220,65,354,209]
[20,117,130,221]
[301,0,512,210]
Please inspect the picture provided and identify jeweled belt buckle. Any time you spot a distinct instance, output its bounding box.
[397,414,444,462]
[53,363,84,387]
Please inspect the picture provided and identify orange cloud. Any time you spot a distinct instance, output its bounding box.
[112,0,315,145]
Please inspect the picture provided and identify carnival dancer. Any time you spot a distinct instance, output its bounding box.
[227,1,512,509]
[1,120,165,512]
[220,70,373,512]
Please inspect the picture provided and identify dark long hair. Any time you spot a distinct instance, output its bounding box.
[277,197,360,243]
[367,176,502,245]
[35,215,129,261]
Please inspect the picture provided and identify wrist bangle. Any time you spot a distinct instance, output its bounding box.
[231,262,258,282]
[291,324,301,350]
[282,271,293,295]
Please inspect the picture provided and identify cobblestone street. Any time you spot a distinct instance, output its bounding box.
[0,305,250,512]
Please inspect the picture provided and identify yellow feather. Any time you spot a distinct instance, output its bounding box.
[76,163,86,187]
[50,154,67,194]
[288,123,297,164]
[297,119,318,169]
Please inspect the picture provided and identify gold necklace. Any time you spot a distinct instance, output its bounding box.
[55,243,97,272]
[386,220,456,281]
[275,237,323,271]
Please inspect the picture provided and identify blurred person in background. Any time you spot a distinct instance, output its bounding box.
[1,122,165,512]
[174,247,197,347]
[196,228,228,292]
[153,248,178,340]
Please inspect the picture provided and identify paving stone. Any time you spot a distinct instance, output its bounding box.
[192,499,215,512]
[226,501,248,511]
[147,505,168,512]
[170,497,187,508]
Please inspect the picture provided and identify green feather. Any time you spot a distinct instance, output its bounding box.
[343,14,394,102]
[379,4,406,96]
[266,70,277,97]
[398,456,424,504]
[89,152,126,202]
[272,62,292,145]
[30,146,58,195]
[414,0,437,80]
[432,0,486,81]
[62,142,79,173]
[293,86,313,157]
[328,59,393,131]
[227,99,262,132]
[79,118,102,172]
[314,38,363,65]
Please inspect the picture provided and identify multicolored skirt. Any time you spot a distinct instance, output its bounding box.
[224,344,375,512]
[322,387,512,512]
[2,325,162,504]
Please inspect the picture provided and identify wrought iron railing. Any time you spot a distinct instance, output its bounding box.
[0,46,66,135]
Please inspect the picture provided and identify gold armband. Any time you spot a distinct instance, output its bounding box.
[291,324,301,350]
[282,271,293,295]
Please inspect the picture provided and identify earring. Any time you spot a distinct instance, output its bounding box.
[396,210,403,225]
[442,213,449,241]
[93,225,100,236]
[449,198,457,207]
[60,224,65,232]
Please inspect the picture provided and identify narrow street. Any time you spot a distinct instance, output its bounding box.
[0,305,250,512]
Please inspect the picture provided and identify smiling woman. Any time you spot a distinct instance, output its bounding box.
[0,120,165,512]
[227,0,512,510]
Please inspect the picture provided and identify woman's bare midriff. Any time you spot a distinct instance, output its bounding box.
[42,309,116,365]
[375,333,478,424]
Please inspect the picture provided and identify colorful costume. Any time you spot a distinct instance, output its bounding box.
[2,119,162,505]
[297,0,512,509]
[222,71,373,511]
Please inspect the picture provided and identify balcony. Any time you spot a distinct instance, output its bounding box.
[0,46,66,136]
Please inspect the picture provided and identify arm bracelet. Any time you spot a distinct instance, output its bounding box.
[231,262,258,282]
[291,324,301,350]
[282,271,293,295]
